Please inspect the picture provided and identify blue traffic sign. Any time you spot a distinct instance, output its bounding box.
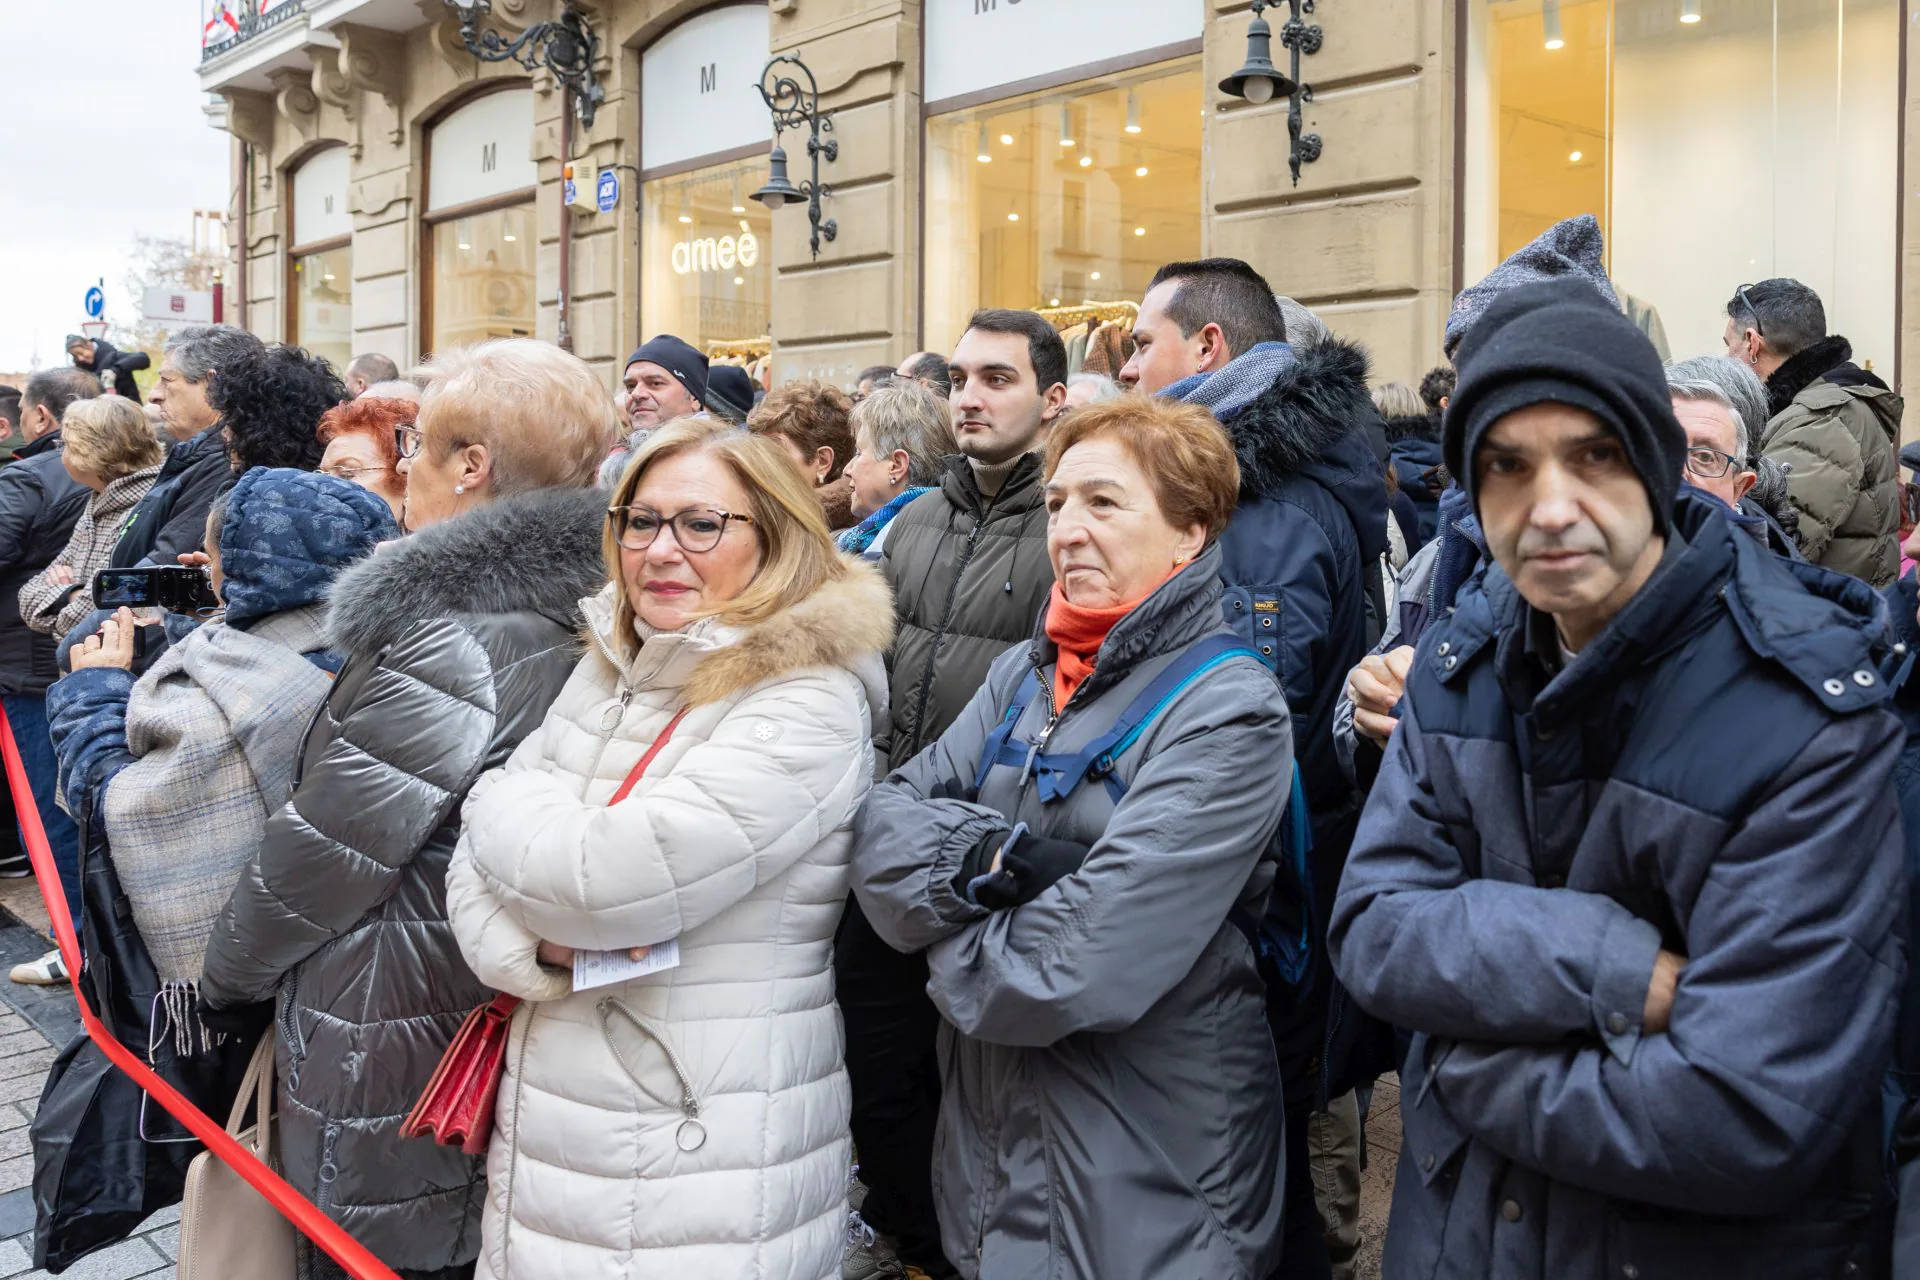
[563,177,577,206]
[83,286,104,319]
[596,169,620,214]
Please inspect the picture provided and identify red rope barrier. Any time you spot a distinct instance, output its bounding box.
[0,702,402,1280]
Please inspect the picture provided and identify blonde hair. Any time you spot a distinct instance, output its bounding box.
[1371,382,1426,420]
[416,339,620,495]
[60,396,163,480]
[604,417,849,657]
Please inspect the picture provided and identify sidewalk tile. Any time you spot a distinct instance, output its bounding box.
[0,1238,29,1278]
[12,1236,164,1280]
[138,1225,176,1264]
[0,1054,53,1088]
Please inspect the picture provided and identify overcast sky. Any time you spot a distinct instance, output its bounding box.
[0,1,229,373]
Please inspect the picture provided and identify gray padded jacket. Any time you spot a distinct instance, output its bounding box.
[852,545,1293,1280]
[199,487,609,1272]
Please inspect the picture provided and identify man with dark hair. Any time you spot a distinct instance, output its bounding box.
[0,369,99,909]
[1337,277,1902,1278]
[1418,365,1455,415]
[838,307,1067,1280]
[1122,257,1388,1279]
[1725,277,1901,584]
[0,387,23,464]
[212,343,345,473]
[344,352,401,398]
[897,350,952,398]
[854,364,898,402]
[1119,257,1289,394]
[66,333,150,401]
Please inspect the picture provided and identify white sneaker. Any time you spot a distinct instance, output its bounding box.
[10,948,67,986]
[843,1210,904,1280]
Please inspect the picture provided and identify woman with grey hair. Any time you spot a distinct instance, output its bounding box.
[838,380,958,557]
[1665,354,1802,558]
[1064,372,1121,409]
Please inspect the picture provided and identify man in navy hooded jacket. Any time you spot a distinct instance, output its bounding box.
[1121,258,1389,1279]
[1332,278,1904,1279]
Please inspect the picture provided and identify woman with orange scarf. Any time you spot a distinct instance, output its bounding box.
[852,396,1296,1279]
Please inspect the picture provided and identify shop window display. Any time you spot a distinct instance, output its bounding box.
[924,59,1204,359]
[291,244,352,373]
[641,160,773,353]
[1465,0,1898,364]
[428,204,536,353]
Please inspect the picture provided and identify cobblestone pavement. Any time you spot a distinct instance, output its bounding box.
[0,881,177,1280]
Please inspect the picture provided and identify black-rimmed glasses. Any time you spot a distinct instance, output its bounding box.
[394,423,424,460]
[1684,446,1741,480]
[607,505,755,553]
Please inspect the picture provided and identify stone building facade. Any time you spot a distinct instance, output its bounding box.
[198,0,1920,408]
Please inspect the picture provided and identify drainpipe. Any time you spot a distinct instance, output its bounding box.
[235,135,249,331]
[557,89,574,353]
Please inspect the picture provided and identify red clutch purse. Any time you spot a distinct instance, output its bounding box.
[403,708,690,1155]
[400,993,523,1155]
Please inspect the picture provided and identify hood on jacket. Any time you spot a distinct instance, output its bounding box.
[1226,336,1390,565]
[1384,413,1442,446]
[583,555,895,714]
[326,485,610,655]
[1766,335,1898,426]
[220,468,399,630]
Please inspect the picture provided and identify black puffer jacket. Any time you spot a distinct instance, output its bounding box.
[199,486,608,1272]
[110,424,233,569]
[0,432,90,693]
[879,454,1054,769]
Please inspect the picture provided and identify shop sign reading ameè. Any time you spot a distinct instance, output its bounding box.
[924,0,1203,103]
[672,231,760,276]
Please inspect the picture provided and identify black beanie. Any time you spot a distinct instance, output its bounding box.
[1444,278,1685,534]
[624,335,709,409]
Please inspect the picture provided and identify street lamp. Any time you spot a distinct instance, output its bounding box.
[441,0,606,127]
[1219,0,1322,186]
[754,54,839,260]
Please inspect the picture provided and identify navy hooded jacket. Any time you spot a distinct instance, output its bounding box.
[1333,493,1904,1279]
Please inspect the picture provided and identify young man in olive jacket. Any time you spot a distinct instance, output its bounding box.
[838,309,1067,1278]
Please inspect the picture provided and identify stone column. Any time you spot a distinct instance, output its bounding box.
[765,0,922,387]
[1204,0,1455,385]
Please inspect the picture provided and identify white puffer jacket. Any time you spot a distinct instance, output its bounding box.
[447,562,892,1280]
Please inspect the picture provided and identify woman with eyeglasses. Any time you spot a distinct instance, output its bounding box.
[200,338,621,1280]
[315,396,409,520]
[445,417,892,1280]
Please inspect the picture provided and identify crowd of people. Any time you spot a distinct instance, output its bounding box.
[0,208,1917,1280]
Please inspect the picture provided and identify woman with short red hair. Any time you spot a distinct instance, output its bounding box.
[316,396,409,519]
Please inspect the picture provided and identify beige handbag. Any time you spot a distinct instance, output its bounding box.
[177,1032,297,1280]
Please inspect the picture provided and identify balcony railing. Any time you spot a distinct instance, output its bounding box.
[200,0,308,63]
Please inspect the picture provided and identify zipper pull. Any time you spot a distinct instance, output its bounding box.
[600,686,634,732]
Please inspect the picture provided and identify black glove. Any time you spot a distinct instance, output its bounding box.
[928,775,977,804]
[952,826,1009,901]
[956,825,1092,911]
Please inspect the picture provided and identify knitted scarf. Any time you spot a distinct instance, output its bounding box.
[1160,341,1294,423]
[1043,573,1172,710]
[837,486,931,556]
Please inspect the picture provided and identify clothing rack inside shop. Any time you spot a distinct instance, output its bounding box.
[706,336,772,387]
[1037,301,1139,378]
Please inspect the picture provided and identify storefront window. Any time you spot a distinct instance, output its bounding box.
[424,88,539,356]
[923,59,1204,359]
[288,146,352,371]
[1465,0,1899,365]
[642,162,771,351]
[292,245,352,372]
[428,205,537,350]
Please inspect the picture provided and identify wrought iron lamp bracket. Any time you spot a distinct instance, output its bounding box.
[444,0,606,128]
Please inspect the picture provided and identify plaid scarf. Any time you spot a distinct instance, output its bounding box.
[837,486,932,556]
[1159,341,1294,423]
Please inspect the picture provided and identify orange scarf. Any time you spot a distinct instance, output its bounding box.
[1044,574,1170,711]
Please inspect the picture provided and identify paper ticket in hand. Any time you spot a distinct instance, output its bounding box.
[572,940,682,992]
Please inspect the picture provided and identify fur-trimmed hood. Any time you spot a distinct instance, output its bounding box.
[1384,412,1442,446]
[1225,336,1390,563]
[325,486,610,656]
[582,556,894,719]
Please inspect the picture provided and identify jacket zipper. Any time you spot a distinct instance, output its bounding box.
[498,1004,532,1275]
[909,503,992,758]
[597,997,708,1153]
[313,1120,342,1217]
[278,968,307,1090]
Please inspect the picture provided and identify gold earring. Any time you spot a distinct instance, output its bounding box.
[1174,555,1187,567]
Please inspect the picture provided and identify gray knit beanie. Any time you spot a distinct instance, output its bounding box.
[1444,214,1619,358]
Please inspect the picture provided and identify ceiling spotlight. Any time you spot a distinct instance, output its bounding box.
[1680,0,1701,20]
[1125,91,1142,134]
[1000,132,1013,145]
[1091,271,1102,281]
[1569,149,1583,162]
[733,276,744,285]
[977,125,992,163]
[503,232,517,242]
[1078,154,1092,168]
[1058,105,1075,147]
[1050,297,1061,306]
[1133,226,1146,237]
[457,241,471,250]
[1136,165,1150,177]
[730,177,746,214]
[1008,210,1020,222]
[1544,0,1565,49]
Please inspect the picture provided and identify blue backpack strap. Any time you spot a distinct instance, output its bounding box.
[973,667,1042,795]
[1032,633,1263,804]
[1229,765,1317,990]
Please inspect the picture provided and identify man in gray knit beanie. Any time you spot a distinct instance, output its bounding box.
[1444,214,1619,358]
